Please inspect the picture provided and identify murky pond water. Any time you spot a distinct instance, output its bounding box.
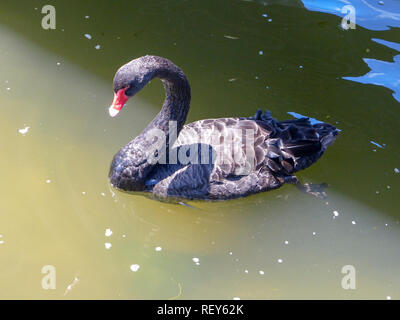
[0,0,399,299]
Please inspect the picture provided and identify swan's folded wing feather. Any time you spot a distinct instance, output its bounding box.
[150,115,336,200]
[174,118,273,181]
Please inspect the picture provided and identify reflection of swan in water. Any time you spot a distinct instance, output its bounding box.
[108,55,338,200]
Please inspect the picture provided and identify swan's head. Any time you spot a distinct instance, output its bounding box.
[109,57,156,117]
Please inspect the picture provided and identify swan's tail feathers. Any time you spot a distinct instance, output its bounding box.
[250,108,339,155]
[251,109,339,173]
[252,109,339,151]
[313,123,339,151]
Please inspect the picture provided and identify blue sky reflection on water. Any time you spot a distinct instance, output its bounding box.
[301,0,400,31]
[300,0,400,103]
[343,38,400,102]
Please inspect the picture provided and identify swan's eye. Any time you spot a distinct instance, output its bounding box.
[124,85,133,96]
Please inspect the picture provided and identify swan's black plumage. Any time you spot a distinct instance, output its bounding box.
[109,55,338,200]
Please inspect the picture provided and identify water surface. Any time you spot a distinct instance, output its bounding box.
[0,0,400,299]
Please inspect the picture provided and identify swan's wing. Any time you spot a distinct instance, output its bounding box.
[150,113,337,200]
[149,117,284,200]
[174,117,274,181]
[176,115,337,178]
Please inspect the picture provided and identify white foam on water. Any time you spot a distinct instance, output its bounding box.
[130,264,140,272]
[18,126,30,135]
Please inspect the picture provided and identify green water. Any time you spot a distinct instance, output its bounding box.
[0,0,399,299]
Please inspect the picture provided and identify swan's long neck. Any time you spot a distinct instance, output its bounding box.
[141,64,191,141]
[109,56,191,191]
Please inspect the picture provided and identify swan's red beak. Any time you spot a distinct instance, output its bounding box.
[109,87,130,117]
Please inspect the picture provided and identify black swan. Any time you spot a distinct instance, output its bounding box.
[108,55,338,200]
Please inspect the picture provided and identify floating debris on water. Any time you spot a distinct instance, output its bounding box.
[395,168,399,174]
[81,191,86,195]
[284,240,289,245]
[333,210,339,218]
[45,179,51,184]
[370,141,385,149]
[100,192,106,197]
[312,232,317,236]
[244,269,249,274]
[352,220,356,225]
[378,1,384,5]
[192,257,200,263]
[85,15,90,19]
[155,246,162,252]
[130,264,140,272]
[64,276,79,296]
[262,13,268,17]
[259,50,264,55]
[84,33,92,39]
[178,201,197,209]
[104,242,112,249]
[18,126,30,135]
[95,44,101,50]
[259,270,265,275]
[233,297,241,300]
[224,35,239,40]
[105,228,113,237]
[387,296,391,300]
[277,259,283,263]
[268,19,272,22]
